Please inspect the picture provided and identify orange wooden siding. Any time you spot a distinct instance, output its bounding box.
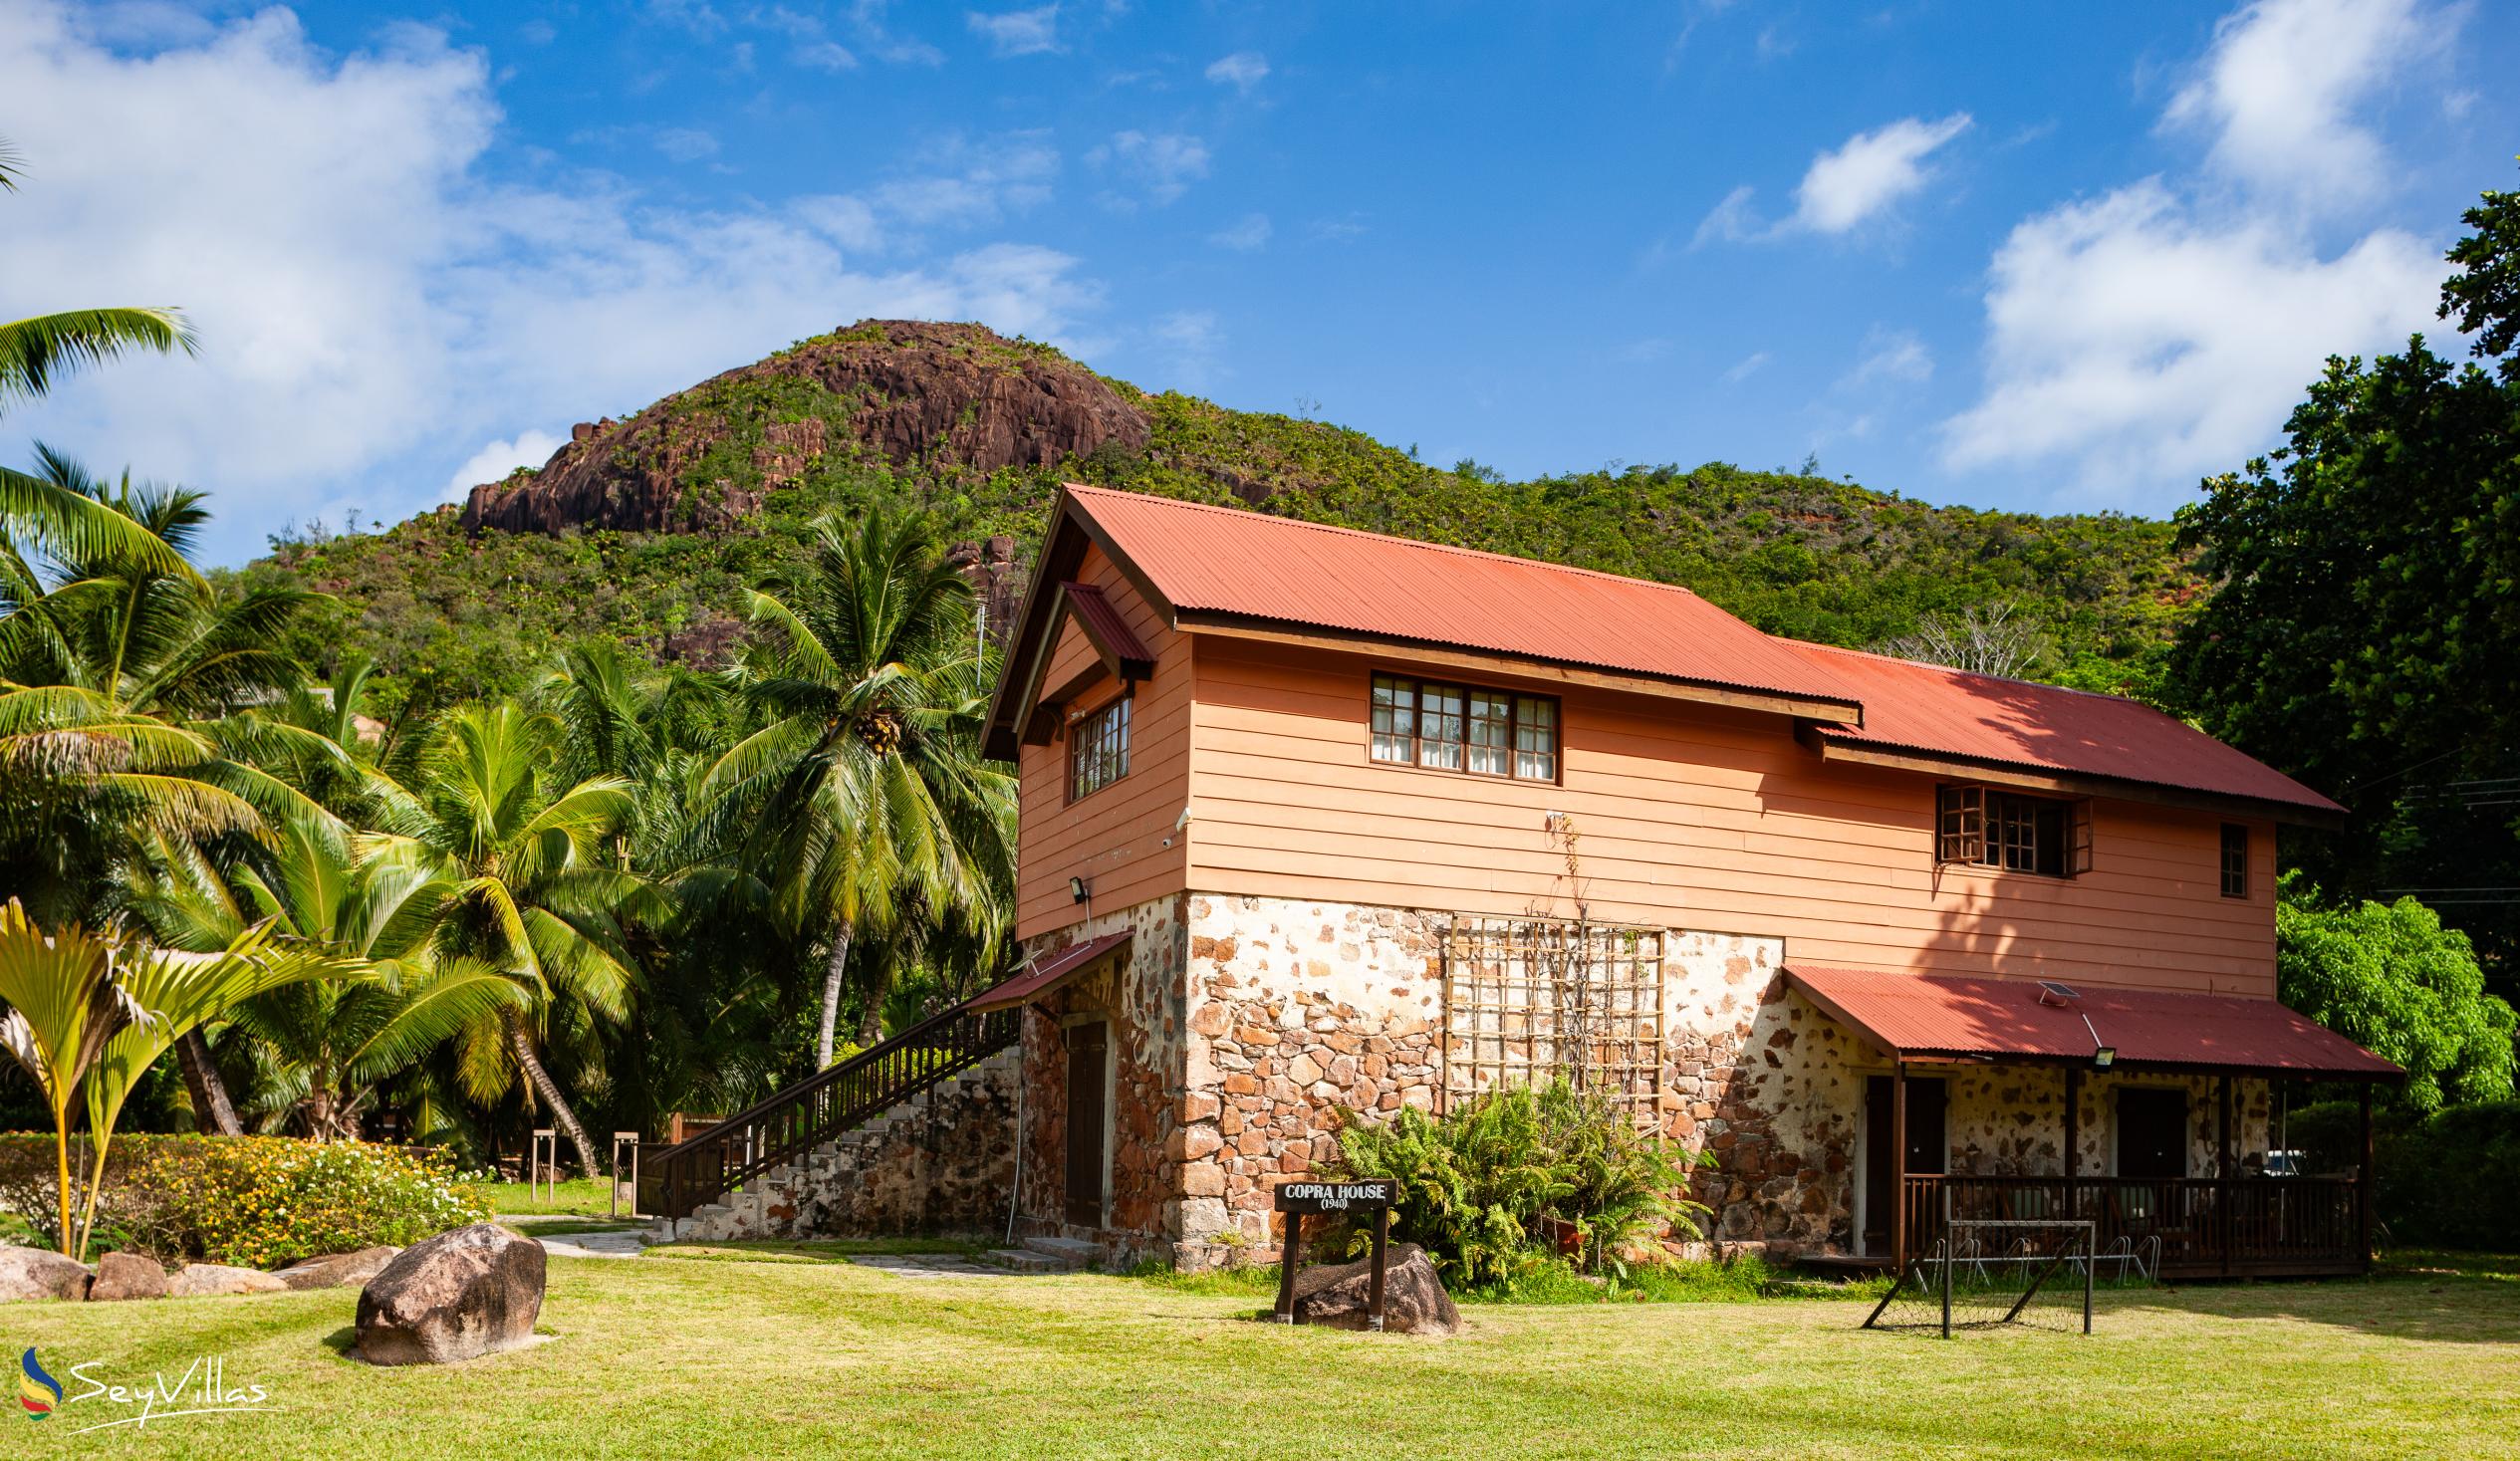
[1012,545,1191,939]
[1182,635,2277,996]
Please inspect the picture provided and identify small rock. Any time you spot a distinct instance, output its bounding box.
[89,1251,169,1302]
[275,1246,401,1292]
[1289,1242,1460,1337]
[169,1263,287,1298]
[355,1224,546,1366]
[0,1247,91,1303]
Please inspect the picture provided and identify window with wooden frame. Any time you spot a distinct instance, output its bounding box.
[1935,784,2092,877]
[2219,823,2249,898]
[1067,695,1131,802]
[1370,673,1558,782]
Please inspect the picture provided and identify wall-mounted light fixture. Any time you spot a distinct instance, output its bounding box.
[2080,1010,2115,1069]
[1069,875,1091,904]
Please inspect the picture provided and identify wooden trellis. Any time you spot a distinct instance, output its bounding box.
[1441,917,1664,1119]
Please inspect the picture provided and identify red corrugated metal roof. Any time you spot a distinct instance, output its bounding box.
[966,931,1132,1013]
[1786,965,2399,1078]
[1785,640,2343,815]
[1060,582,1152,674]
[1065,485,1860,709]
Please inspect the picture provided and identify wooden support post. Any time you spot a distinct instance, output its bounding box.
[613,1132,639,1218]
[1275,1212,1304,1324]
[2358,1083,2375,1272]
[1890,1062,1909,1269]
[2064,1066,2082,1222]
[1938,1182,1953,1340]
[1368,1207,1391,1333]
[2218,1074,2234,1278]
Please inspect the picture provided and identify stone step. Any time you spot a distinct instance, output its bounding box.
[1019,1236,1098,1270]
[981,1248,1064,1274]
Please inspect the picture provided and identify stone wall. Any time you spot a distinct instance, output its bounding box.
[1945,1068,2272,1178]
[1173,894,1447,1269]
[671,1052,1018,1243]
[1012,895,1187,1268]
[1658,932,1860,1258]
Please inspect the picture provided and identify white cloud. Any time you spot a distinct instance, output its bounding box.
[1720,351,1770,383]
[1690,184,1760,248]
[1846,328,1932,385]
[2163,0,2445,209]
[1939,179,2436,497]
[1790,114,1971,234]
[1207,212,1270,251]
[1939,0,2453,506]
[794,40,859,72]
[847,0,945,65]
[1089,130,1209,207]
[653,127,720,162]
[0,4,1103,564]
[965,4,1060,57]
[1204,51,1268,95]
[1148,309,1222,389]
[870,132,1058,229]
[444,429,566,502]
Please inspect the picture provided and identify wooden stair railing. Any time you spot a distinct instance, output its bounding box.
[638,1000,1020,1221]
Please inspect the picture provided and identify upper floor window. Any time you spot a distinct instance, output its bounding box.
[1068,695,1131,802]
[1935,785,2092,877]
[2220,823,2249,898]
[1371,674,1558,782]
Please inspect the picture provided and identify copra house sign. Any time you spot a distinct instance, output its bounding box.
[1272,1181,1393,1215]
[1272,1180,1397,1328]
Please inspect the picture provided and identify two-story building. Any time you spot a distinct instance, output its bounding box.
[964,484,2395,1277]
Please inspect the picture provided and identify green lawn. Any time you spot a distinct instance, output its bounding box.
[477,1177,622,1217]
[4,1253,2513,1459]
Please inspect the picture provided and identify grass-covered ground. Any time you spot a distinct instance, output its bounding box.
[5,1249,2513,1459]
[478,1177,621,1217]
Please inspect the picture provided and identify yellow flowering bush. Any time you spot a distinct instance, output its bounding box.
[0,1136,490,1267]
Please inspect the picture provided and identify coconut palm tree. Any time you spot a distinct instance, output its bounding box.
[703,511,1015,1067]
[126,811,517,1143]
[0,137,201,581]
[398,702,647,1176]
[0,451,321,924]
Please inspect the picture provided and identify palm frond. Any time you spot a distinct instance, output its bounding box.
[0,308,199,413]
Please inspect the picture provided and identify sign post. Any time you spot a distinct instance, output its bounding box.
[1271,1180,1397,1330]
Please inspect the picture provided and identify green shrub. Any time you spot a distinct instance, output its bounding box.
[2283,1099,2519,1252]
[0,1136,489,1267]
[1327,1080,1707,1288]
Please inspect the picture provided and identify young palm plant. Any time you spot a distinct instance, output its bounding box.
[0,137,201,581]
[398,703,648,1176]
[0,452,322,923]
[703,511,1015,1066]
[126,812,520,1143]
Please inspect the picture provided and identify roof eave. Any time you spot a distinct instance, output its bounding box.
[1796,728,2350,829]
[1174,609,1867,724]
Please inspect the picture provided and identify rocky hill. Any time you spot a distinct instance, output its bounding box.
[231,320,2203,720]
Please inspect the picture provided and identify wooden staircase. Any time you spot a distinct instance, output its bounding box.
[639,1000,1020,1223]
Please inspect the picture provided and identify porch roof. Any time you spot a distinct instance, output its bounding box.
[966,931,1134,1013]
[1784,965,2402,1080]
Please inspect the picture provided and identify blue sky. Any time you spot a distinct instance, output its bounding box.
[1,0,2513,564]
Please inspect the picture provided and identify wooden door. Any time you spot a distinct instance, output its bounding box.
[1862,1076,1946,1255]
[1064,1021,1109,1227]
[2117,1089,2188,1179]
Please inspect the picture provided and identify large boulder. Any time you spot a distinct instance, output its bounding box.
[276,1246,400,1292]
[169,1263,287,1297]
[1290,1242,1460,1337]
[0,1247,91,1303]
[89,1251,169,1302]
[355,1224,545,1366]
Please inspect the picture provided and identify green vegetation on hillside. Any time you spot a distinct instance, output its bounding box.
[231,372,2199,721]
